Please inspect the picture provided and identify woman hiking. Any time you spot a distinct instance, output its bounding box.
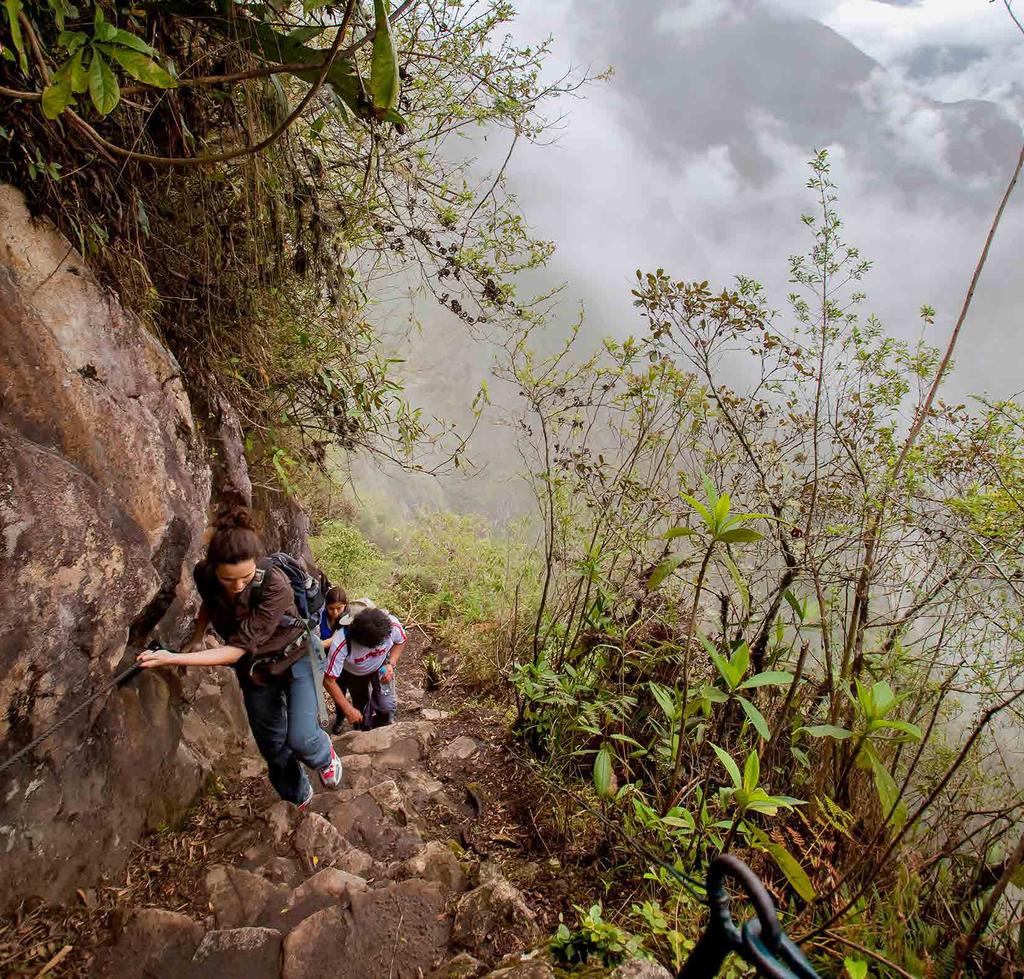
[137,505,343,809]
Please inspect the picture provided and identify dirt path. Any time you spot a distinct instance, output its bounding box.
[2,635,672,979]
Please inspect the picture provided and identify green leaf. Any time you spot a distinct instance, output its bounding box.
[868,751,906,830]
[701,473,719,509]
[717,527,763,544]
[728,642,750,686]
[3,0,27,73]
[870,680,896,717]
[287,25,323,44]
[69,47,88,93]
[369,0,400,119]
[713,491,730,527]
[88,48,119,115]
[720,552,749,612]
[708,649,735,690]
[97,44,176,88]
[41,70,72,119]
[783,588,804,620]
[742,748,760,793]
[58,30,87,53]
[680,493,713,528]
[739,671,794,690]
[739,697,771,741]
[711,743,742,789]
[764,842,816,901]
[662,526,695,540]
[593,745,614,798]
[647,553,685,591]
[867,718,922,741]
[843,958,868,979]
[798,724,853,740]
[92,10,117,42]
[110,29,156,55]
[698,684,729,704]
[649,682,677,721]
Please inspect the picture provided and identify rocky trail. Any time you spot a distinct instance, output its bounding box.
[3,635,673,979]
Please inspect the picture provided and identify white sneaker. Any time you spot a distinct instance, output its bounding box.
[296,781,314,812]
[318,747,343,789]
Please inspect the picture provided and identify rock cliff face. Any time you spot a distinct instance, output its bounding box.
[0,185,278,910]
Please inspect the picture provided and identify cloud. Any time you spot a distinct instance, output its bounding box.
[656,0,747,35]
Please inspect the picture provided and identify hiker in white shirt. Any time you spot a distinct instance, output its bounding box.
[324,601,406,730]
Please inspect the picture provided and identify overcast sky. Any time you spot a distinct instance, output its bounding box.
[491,0,1024,399]
[381,0,1024,516]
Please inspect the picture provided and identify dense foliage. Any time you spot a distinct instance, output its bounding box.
[1,0,581,484]
[494,154,1024,977]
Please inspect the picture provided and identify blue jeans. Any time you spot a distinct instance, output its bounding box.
[240,649,333,804]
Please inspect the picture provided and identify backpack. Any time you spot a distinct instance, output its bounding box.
[251,552,325,628]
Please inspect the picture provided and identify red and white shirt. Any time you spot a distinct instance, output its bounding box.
[325,614,406,678]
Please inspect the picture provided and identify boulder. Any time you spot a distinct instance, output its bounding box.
[282,880,451,979]
[0,185,250,910]
[262,799,296,845]
[292,812,350,872]
[253,855,302,887]
[427,952,485,978]
[452,878,540,962]
[335,720,433,756]
[90,908,204,979]
[204,864,278,928]
[397,841,468,898]
[326,785,422,862]
[421,708,450,721]
[189,926,282,979]
[440,736,481,762]
[281,906,348,979]
[290,867,367,903]
[611,960,676,979]
[482,958,556,979]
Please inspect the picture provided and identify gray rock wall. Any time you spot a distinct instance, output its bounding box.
[0,185,258,910]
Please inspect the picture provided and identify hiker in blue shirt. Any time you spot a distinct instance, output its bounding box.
[320,586,348,645]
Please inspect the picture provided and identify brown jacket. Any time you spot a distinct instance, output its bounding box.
[193,561,305,661]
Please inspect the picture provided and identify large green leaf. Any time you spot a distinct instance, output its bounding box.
[42,68,73,119]
[647,553,685,590]
[711,743,742,789]
[739,696,771,741]
[369,0,400,118]
[798,724,853,740]
[742,748,760,794]
[739,671,794,690]
[69,47,88,93]
[110,29,158,56]
[867,718,922,741]
[661,526,695,540]
[3,0,27,73]
[97,44,176,88]
[728,642,750,686]
[783,588,804,620]
[88,48,120,115]
[717,527,762,544]
[215,13,364,117]
[649,682,678,720]
[720,552,749,612]
[867,748,906,830]
[593,745,614,798]
[680,493,713,528]
[764,841,816,901]
[708,648,734,689]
